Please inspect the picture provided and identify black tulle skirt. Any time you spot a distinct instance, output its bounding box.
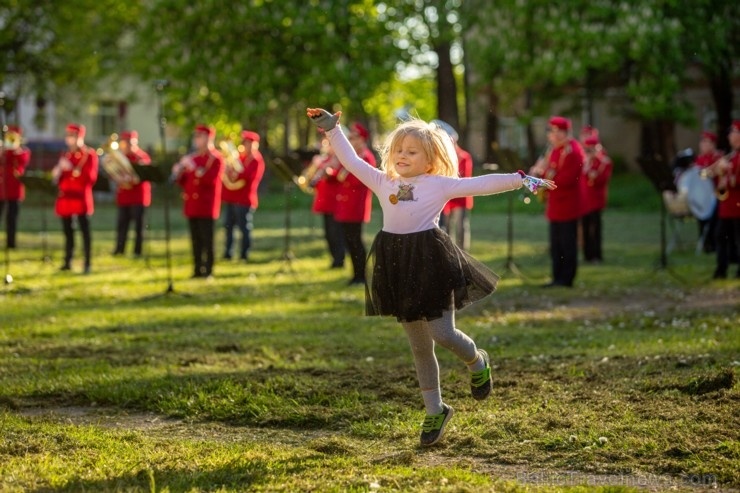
[364,228,500,322]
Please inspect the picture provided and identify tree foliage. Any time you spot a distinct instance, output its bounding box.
[0,0,141,118]
[129,0,406,146]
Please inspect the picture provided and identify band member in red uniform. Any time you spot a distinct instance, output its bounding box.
[530,116,584,287]
[694,131,724,254]
[711,121,740,279]
[112,130,152,257]
[437,123,474,251]
[0,125,30,248]
[310,134,346,269]
[52,123,99,274]
[172,124,224,279]
[579,134,612,263]
[338,122,376,285]
[221,130,265,261]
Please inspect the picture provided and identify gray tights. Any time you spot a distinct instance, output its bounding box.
[402,310,479,391]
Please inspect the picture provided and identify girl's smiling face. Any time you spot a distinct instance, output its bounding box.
[393,134,432,178]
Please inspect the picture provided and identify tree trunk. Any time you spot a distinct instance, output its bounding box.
[435,40,460,133]
[708,65,733,153]
[637,119,677,192]
[485,85,499,164]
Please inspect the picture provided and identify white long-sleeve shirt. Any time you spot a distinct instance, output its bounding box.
[326,126,524,234]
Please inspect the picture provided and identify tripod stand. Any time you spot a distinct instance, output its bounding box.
[484,149,530,279]
[154,80,175,294]
[270,156,301,274]
[636,155,686,283]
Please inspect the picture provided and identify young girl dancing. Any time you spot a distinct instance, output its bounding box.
[307,108,555,446]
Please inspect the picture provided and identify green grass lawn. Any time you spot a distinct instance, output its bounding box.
[0,174,738,492]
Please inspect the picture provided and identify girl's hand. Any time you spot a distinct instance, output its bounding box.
[307,108,341,132]
[517,170,557,194]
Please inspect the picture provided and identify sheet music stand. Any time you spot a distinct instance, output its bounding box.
[486,147,529,279]
[270,152,306,274]
[133,161,180,295]
[636,154,685,282]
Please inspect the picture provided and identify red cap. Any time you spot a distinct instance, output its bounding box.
[700,130,717,142]
[731,120,740,132]
[549,116,571,131]
[66,123,86,138]
[6,124,22,135]
[120,130,138,141]
[580,125,598,138]
[241,130,260,142]
[351,122,370,141]
[584,136,600,147]
[194,124,215,138]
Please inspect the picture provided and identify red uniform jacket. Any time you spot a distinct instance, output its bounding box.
[443,146,474,214]
[695,150,723,169]
[717,150,740,219]
[176,149,224,219]
[221,150,265,208]
[116,148,152,207]
[55,146,99,217]
[0,146,30,201]
[543,139,584,222]
[579,149,612,214]
[311,155,341,215]
[335,147,376,223]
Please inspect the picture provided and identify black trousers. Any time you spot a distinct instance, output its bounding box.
[0,200,20,248]
[714,217,740,277]
[114,204,146,256]
[549,219,578,286]
[340,221,366,281]
[188,217,215,277]
[322,213,345,267]
[581,209,603,262]
[697,204,718,254]
[223,203,254,259]
[61,215,92,268]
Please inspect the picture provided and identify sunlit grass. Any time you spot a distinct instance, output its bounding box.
[0,180,738,491]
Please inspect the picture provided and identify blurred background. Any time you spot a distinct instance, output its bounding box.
[1,0,738,185]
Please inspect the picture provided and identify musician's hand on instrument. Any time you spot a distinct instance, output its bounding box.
[307,108,341,132]
[518,170,556,194]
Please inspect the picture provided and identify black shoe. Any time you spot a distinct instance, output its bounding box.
[223,254,232,260]
[330,262,344,269]
[348,277,366,286]
[471,349,493,401]
[420,404,454,447]
[59,264,71,272]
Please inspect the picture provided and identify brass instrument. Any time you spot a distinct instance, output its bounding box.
[2,130,22,150]
[699,152,735,201]
[100,133,138,186]
[219,140,246,190]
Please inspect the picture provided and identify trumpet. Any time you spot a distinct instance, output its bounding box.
[218,140,246,190]
[100,133,138,186]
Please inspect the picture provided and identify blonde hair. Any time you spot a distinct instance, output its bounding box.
[379,119,458,179]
